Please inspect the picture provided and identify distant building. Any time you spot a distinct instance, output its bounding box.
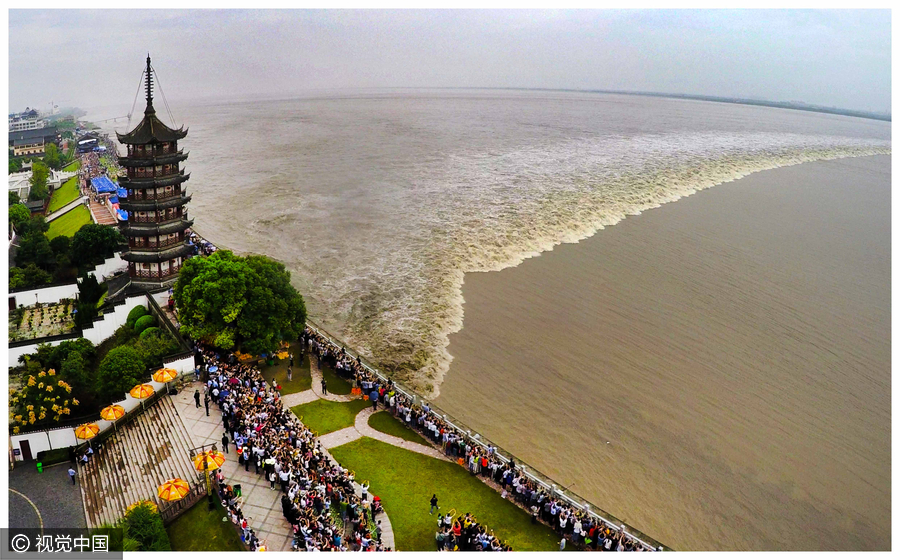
[8,171,31,202]
[8,168,75,205]
[8,126,59,156]
[8,109,46,132]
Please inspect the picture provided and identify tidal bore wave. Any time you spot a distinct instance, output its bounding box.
[335,134,890,397]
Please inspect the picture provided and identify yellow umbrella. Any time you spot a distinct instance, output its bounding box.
[152,368,178,383]
[100,405,125,421]
[193,450,226,471]
[74,423,100,440]
[129,384,155,399]
[157,478,191,502]
[152,368,178,394]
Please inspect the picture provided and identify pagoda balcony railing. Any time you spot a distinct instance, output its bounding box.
[130,237,183,250]
[127,144,176,157]
[130,212,185,224]
[132,266,181,279]
[126,189,182,201]
[128,167,180,179]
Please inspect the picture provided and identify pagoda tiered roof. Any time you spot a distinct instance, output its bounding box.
[116,107,187,145]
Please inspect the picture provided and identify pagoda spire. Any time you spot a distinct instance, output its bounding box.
[145,54,155,114]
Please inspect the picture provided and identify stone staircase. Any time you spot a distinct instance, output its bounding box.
[89,200,117,226]
[78,396,200,527]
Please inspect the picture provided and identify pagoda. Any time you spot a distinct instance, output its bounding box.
[117,55,194,291]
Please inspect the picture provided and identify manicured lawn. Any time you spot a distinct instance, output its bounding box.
[259,343,312,394]
[63,160,80,172]
[368,411,431,446]
[290,398,369,436]
[48,176,80,212]
[166,500,245,551]
[47,205,92,239]
[320,362,353,395]
[330,437,560,551]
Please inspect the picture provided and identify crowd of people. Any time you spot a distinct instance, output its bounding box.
[303,327,660,552]
[180,235,657,552]
[77,151,103,195]
[435,511,512,551]
[196,344,390,551]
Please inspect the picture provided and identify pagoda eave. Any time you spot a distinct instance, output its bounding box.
[119,151,188,167]
[122,244,194,263]
[119,218,194,237]
[119,172,190,190]
[119,194,191,213]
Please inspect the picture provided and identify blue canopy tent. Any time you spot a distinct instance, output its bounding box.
[91,176,117,194]
[117,209,128,221]
[108,196,119,205]
[117,188,128,198]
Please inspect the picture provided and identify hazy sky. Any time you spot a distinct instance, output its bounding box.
[7,9,892,114]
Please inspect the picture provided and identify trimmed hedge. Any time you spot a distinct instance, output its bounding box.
[139,326,161,339]
[126,305,149,328]
[134,314,157,335]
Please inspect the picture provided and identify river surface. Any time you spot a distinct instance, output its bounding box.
[87,90,890,549]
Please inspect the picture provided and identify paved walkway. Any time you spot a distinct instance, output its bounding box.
[46,196,87,222]
[170,384,294,552]
[9,462,87,530]
[309,354,354,402]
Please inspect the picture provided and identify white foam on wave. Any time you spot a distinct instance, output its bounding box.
[337,133,890,398]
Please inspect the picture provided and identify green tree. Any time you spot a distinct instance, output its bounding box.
[9,263,53,289]
[49,234,71,257]
[133,331,180,370]
[71,224,125,266]
[97,346,145,402]
[9,204,30,229]
[9,158,23,174]
[121,502,171,551]
[43,143,62,170]
[18,215,49,237]
[174,250,307,355]
[60,351,89,394]
[9,189,21,206]
[28,160,49,201]
[16,231,55,272]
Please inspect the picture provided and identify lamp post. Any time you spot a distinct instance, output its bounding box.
[205,452,214,511]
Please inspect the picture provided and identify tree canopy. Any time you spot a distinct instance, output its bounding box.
[16,230,56,272]
[97,346,145,402]
[28,160,49,201]
[174,250,307,355]
[43,143,63,170]
[9,204,30,230]
[71,223,125,266]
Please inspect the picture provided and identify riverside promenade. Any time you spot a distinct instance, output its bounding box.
[175,232,665,551]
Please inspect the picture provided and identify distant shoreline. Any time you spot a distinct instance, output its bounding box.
[410,87,892,122]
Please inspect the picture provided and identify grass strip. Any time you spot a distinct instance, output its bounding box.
[47,205,92,239]
[290,398,370,436]
[367,411,431,446]
[330,437,560,551]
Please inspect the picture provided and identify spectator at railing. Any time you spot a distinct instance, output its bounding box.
[300,326,658,552]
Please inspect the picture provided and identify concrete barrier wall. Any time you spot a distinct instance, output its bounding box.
[10,373,192,462]
[79,294,148,345]
[163,354,195,374]
[88,252,127,281]
[9,284,79,308]
[8,335,80,368]
[8,252,127,311]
